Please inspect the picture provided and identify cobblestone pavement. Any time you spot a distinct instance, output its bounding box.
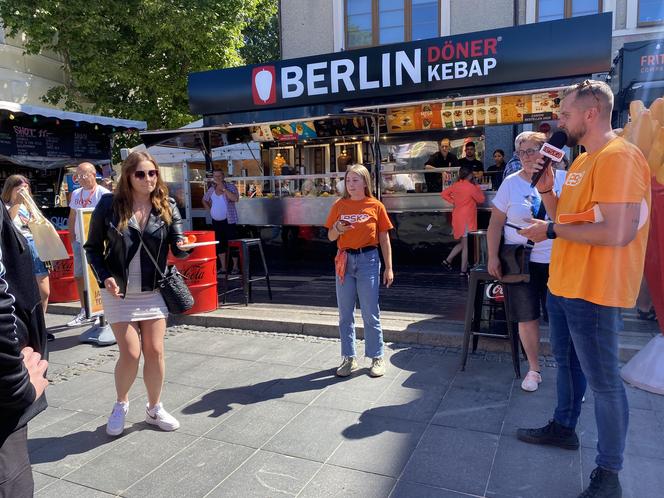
[31,313,664,497]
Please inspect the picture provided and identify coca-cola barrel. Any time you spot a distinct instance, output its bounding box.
[168,230,217,314]
[49,231,79,303]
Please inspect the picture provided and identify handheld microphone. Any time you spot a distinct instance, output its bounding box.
[530,130,568,188]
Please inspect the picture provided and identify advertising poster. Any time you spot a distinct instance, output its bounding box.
[77,208,103,316]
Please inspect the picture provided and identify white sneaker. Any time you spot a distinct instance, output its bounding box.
[106,401,128,436]
[145,403,180,431]
[67,309,95,327]
[521,370,542,392]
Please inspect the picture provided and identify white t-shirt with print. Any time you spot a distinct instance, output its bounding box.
[492,170,566,264]
[69,185,110,242]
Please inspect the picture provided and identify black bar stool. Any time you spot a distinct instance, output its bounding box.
[222,238,272,306]
[459,268,522,378]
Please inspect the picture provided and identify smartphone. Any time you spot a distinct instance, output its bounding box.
[506,222,525,230]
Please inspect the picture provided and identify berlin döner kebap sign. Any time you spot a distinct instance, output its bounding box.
[188,13,611,116]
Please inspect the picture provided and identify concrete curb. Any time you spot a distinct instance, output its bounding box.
[47,301,648,362]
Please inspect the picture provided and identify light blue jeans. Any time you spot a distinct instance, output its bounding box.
[548,292,628,472]
[335,248,384,359]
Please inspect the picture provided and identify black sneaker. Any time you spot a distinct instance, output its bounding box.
[516,419,580,450]
[579,467,622,498]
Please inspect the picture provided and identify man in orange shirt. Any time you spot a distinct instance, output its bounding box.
[518,80,650,498]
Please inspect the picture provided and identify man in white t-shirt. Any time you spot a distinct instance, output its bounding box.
[202,169,240,275]
[66,162,110,327]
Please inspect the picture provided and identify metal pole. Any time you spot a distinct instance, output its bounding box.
[203,130,213,173]
[372,114,381,200]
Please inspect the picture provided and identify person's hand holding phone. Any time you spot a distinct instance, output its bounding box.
[335,219,354,234]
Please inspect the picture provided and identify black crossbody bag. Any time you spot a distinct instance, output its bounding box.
[136,232,194,314]
[498,200,546,284]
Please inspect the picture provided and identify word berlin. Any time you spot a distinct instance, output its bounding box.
[279,37,499,100]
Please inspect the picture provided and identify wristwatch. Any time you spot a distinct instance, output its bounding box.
[546,222,557,240]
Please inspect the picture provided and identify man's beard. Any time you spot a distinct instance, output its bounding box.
[565,124,586,147]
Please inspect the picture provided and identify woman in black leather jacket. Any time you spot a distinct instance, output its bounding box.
[85,151,189,437]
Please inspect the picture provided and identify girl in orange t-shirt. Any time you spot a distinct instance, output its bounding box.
[441,164,485,275]
[325,164,394,378]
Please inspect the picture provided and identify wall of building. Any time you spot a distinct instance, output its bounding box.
[280,0,336,59]
[450,0,515,35]
[0,26,66,107]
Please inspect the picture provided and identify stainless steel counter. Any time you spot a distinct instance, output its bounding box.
[381,191,496,213]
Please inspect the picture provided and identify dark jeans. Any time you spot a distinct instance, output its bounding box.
[548,292,628,472]
[0,426,33,498]
[211,219,238,255]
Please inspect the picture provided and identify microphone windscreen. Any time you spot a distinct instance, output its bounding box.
[548,130,568,149]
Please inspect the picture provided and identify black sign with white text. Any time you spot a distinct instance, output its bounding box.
[189,14,611,116]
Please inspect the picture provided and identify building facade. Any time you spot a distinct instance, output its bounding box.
[279,0,663,160]
[0,25,66,107]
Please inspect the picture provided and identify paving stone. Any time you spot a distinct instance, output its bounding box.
[36,479,115,497]
[401,425,498,496]
[397,352,460,389]
[299,464,396,498]
[431,386,510,435]
[451,361,515,395]
[312,369,394,413]
[363,383,446,423]
[263,406,359,462]
[581,447,664,498]
[257,338,329,367]
[63,430,198,495]
[205,399,305,448]
[124,438,254,497]
[487,434,582,498]
[329,414,427,477]
[391,481,473,497]
[32,471,57,493]
[45,370,116,409]
[259,366,342,404]
[163,352,255,389]
[176,388,256,436]
[207,450,321,497]
[28,409,101,454]
[578,406,664,460]
[29,417,129,479]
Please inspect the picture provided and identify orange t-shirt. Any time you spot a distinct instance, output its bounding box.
[549,137,651,308]
[325,197,394,250]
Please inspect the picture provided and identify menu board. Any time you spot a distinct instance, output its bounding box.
[386,91,561,132]
[0,121,111,160]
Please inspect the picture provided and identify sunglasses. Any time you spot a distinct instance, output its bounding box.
[133,170,158,180]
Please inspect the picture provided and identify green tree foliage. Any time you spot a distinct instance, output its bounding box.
[241,0,280,65]
[0,0,279,129]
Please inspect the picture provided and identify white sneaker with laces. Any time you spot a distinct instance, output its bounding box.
[145,403,180,431]
[67,309,95,327]
[106,401,128,436]
[521,370,542,392]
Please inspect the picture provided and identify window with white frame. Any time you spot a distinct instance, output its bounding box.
[637,0,664,26]
[345,0,441,49]
[536,0,602,22]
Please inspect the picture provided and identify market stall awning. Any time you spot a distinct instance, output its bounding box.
[0,101,147,130]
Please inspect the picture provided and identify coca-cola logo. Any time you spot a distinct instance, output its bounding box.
[181,263,207,283]
[485,282,504,301]
[50,259,73,278]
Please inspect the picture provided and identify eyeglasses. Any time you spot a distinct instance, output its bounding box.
[576,79,601,107]
[74,173,93,180]
[516,148,538,158]
[133,170,158,180]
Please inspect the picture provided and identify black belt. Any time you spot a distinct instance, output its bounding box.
[345,246,378,255]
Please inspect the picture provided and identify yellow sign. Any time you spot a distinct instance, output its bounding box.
[77,208,103,316]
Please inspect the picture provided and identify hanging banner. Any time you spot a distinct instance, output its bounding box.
[76,208,104,317]
[189,14,611,116]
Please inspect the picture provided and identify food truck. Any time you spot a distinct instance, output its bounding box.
[140,14,612,259]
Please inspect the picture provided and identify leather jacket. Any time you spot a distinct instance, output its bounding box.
[0,203,47,444]
[84,194,189,297]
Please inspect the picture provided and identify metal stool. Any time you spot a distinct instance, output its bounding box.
[459,268,522,378]
[222,238,272,306]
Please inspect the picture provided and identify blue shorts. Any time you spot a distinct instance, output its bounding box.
[72,240,84,277]
[26,237,49,277]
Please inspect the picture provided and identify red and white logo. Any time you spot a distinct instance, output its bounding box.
[539,143,565,163]
[252,66,276,105]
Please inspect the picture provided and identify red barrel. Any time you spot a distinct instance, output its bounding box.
[168,230,218,314]
[49,231,80,303]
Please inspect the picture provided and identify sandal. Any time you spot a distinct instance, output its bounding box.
[441,260,453,271]
[637,307,657,321]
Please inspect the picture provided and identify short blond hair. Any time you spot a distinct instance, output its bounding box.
[515,131,547,149]
[563,79,614,118]
[343,164,374,199]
